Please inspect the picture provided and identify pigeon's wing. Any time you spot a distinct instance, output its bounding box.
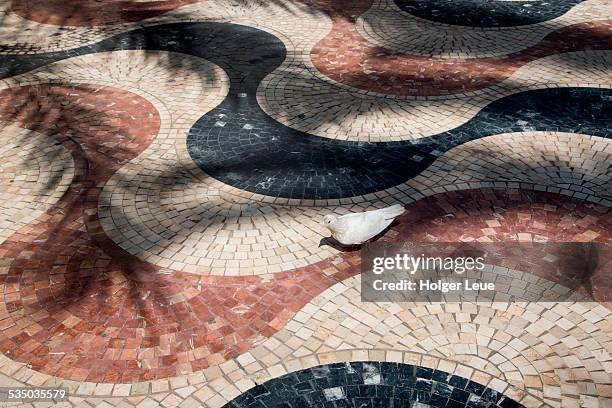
[363,209,394,233]
[332,213,377,245]
[357,205,406,242]
[331,205,406,245]
[370,204,406,220]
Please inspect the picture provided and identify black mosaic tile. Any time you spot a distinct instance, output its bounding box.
[482,388,503,404]
[393,0,583,27]
[468,396,491,408]
[435,382,453,398]
[451,387,471,403]
[2,24,610,200]
[223,362,527,408]
[187,85,611,199]
[466,381,487,396]
[449,375,469,390]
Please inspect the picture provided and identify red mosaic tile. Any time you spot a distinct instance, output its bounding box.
[0,85,608,382]
[393,189,611,301]
[305,0,612,96]
[11,0,197,27]
[0,84,358,382]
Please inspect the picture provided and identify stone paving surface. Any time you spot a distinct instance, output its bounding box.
[10,0,197,26]
[0,0,610,407]
[223,361,525,407]
[358,0,610,58]
[393,0,584,28]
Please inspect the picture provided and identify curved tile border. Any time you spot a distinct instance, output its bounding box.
[0,83,160,381]
[409,132,612,204]
[107,128,612,275]
[257,50,612,141]
[18,271,606,406]
[17,45,606,277]
[0,125,74,245]
[3,18,611,100]
[309,0,612,96]
[224,276,610,407]
[0,53,351,382]
[7,24,609,200]
[189,86,612,199]
[356,0,610,59]
[394,0,583,27]
[10,0,197,27]
[0,0,255,55]
[223,361,525,407]
[0,3,607,407]
[0,185,608,384]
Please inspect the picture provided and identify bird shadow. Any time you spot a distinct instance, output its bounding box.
[318,237,360,251]
[318,219,401,251]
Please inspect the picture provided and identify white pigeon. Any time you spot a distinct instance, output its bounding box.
[322,204,406,246]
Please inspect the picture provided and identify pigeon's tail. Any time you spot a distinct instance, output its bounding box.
[382,204,406,220]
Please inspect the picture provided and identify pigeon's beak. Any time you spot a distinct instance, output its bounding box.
[319,222,329,233]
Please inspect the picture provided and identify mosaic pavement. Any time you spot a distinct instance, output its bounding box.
[0,0,610,407]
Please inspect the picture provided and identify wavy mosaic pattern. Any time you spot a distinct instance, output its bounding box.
[5,23,610,200]
[394,0,583,27]
[0,1,609,407]
[10,0,197,26]
[3,16,612,97]
[0,186,608,383]
[312,20,612,96]
[224,362,525,407]
[0,125,75,245]
[189,87,611,199]
[356,0,609,59]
